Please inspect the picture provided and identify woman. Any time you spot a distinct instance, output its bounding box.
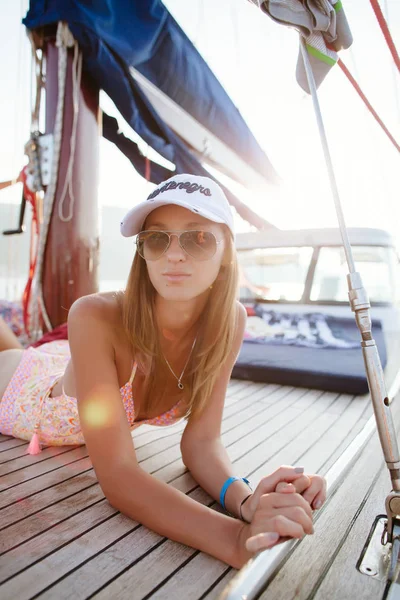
[0,174,326,568]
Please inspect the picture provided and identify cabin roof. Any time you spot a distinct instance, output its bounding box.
[235,227,395,250]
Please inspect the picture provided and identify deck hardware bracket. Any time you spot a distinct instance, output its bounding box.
[384,493,400,545]
[358,516,392,582]
[25,132,54,191]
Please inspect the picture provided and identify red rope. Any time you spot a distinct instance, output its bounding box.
[337,58,400,153]
[369,0,400,73]
[19,166,40,335]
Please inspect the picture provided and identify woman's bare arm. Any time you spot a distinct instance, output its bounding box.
[180,302,251,517]
[68,296,245,568]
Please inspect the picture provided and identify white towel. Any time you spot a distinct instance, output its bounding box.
[248,0,353,92]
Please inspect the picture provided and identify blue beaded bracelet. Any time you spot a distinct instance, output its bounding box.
[220,476,252,511]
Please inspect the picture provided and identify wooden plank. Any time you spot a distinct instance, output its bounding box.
[0,385,293,544]
[129,393,365,599]
[1,379,393,600]
[0,381,257,478]
[314,466,389,599]
[0,386,281,548]
[0,513,144,598]
[0,387,313,595]
[149,553,228,600]
[96,550,228,600]
[0,484,106,554]
[0,444,78,468]
[142,388,317,487]
[319,401,373,476]
[0,446,89,490]
[0,439,27,452]
[14,390,331,598]
[227,391,335,480]
[299,393,369,474]
[0,469,98,529]
[0,383,273,530]
[0,489,212,597]
[0,386,280,552]
[0,457,94,509]
[201,570,236,600]
[257,395,400,600]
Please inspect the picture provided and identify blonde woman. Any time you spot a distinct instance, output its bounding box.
[0,174,325,568]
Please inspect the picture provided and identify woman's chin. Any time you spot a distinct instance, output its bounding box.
[155,284,206,303]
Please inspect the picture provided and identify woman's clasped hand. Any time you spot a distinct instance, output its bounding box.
[237,466,327,559]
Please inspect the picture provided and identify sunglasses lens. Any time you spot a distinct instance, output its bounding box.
[137,231,169,260]
[180,230,217,260]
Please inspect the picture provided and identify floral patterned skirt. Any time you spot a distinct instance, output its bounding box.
[0,341,84,446]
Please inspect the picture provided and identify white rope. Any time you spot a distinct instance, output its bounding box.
[30,22,75,339]
[299,36,356,274]
[28,31,43,133]
[58,41,82,222]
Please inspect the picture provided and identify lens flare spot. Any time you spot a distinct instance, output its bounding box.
[82,399,112,428]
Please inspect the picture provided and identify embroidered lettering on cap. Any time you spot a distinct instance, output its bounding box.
[147,180,212,201]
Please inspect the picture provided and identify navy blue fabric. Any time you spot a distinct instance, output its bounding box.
[103,113,171,184]
[102,111,271,229]
[23,0,278,185]
[233,313,387,395]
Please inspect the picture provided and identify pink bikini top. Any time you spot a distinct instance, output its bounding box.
[120,363,184,428]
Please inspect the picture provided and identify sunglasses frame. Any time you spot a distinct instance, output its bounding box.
[136,229,223,261]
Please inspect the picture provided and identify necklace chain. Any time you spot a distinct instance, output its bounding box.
[162,336,197,390]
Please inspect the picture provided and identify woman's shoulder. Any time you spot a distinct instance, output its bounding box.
[235,300,247,327]
[68,291,124,328]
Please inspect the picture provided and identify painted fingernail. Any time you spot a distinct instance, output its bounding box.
[314,500,322,509]
[294,466,304,473]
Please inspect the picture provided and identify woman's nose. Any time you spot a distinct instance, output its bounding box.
[166,233,186,260]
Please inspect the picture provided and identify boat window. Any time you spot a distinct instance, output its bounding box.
[237,247,313,302]
[310,246,394,303]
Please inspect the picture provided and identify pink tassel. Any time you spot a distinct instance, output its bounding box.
[27,432,42,455]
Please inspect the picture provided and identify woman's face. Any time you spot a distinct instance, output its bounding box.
[142,204,227,302]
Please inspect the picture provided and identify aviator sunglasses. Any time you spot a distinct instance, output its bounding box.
[136,230,223,261]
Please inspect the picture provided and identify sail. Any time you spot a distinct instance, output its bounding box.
[23,0,279,191]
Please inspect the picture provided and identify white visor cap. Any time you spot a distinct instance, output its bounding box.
[120,174,235,239]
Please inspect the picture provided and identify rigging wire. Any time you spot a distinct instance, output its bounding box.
[299,37,356,273]
[383,0,400,124]
[369,0,400,73]
[336,57,400,153]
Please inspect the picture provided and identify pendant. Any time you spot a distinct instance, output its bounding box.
[178,382,184,390]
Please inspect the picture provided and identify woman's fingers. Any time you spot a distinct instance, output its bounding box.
[275,481,296,494]
[251,466,310,505]
[301,475,327,509]
[275,474,310,495]
[246,514,306,553]
[272,505,314,534]
[245,532,280,553]
[260,490,314,521]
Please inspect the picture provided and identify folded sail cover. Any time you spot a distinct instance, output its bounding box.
[23,0,278,202]
[248,0,353,93]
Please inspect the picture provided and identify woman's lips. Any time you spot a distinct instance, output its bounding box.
[163,273,191,283]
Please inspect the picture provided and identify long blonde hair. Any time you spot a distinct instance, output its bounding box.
[122,226,239,420]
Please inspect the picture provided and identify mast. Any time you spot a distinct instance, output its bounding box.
[41,36,100,329]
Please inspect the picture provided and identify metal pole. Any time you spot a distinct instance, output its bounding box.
[298,37,400,493]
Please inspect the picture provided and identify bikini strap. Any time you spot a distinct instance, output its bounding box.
[129,362,138,385]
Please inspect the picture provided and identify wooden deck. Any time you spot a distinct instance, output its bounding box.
[1,368,392,600]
